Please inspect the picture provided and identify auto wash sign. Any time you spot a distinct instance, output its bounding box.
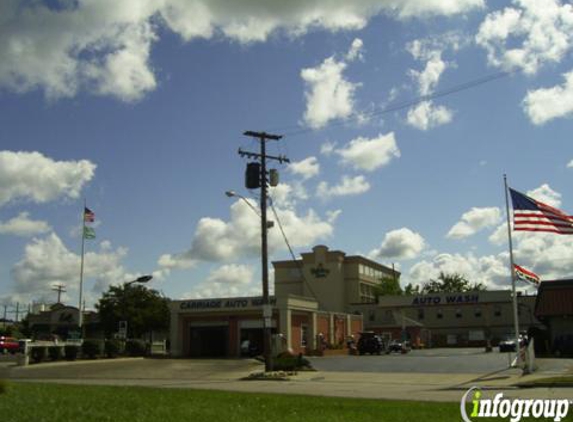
[179,297,277,311]
[411,293,480,306]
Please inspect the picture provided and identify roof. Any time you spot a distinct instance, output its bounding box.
[534,279,573,318]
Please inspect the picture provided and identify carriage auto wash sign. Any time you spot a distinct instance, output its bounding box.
[411,294,480,306]
[180,297,277,310]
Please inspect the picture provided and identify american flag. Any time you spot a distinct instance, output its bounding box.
[514,264,540,286]
[84,207,95,223]
[509,188,573,234]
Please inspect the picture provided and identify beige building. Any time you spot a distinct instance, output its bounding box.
[353,290,540,347]
[169,245,398,357]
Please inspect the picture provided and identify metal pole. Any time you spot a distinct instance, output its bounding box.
[78,200,86,334]
[504,175,521,366]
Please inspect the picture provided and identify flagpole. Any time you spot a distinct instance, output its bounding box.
[504,174,521,366]
[78,199,86,335]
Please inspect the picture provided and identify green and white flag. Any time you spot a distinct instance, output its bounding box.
[83,226,96,239]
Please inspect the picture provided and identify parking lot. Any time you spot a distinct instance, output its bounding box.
[309,348,572,374]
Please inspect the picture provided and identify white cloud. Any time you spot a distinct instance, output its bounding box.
[523,71,573,125]
[370,228,426,260]
[409,54,447,96]
[335,132,400,172]
[0,1,483,101]
[184,264,258,299]
[476,0,573,75]
[406,101,453,130]
[321,141,337,156]
[288,157,320,180]
[158,191,334,269]
[447,207,502,239]
[408,252,510,289]
[346,38,365,61]
[316,175,370,199]
[0,212,51,237]
[527,183,562,207]
[301,56,359,129]
[10,233,128,305]
[0,151,96,207]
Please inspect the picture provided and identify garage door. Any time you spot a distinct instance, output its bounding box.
[189,326,229,357]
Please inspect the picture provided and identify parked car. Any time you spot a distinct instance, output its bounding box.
[498,335,525,353]
[0,336,19,354]
[357,332,384,355]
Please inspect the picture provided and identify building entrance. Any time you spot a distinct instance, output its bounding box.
[189,326,228,357]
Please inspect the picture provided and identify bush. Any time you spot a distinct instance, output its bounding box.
[48,346,62,361]
[64,345,79,361]
[125,339,147,357]
[272,354,312,371]
[30,347,47,363]
[104,339,122,358]
[81,340,101,359]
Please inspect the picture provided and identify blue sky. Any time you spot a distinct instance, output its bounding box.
[1,0,573,311]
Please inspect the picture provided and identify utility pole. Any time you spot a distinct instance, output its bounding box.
[52,283,67,304]
[239,130,289,372]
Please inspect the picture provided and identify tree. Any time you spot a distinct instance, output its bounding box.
[403,283,421,296]
[96,284,170,339]
[420,272,486,294]
[373,277,403,299]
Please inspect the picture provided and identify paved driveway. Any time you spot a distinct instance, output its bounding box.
[309,348,573,374]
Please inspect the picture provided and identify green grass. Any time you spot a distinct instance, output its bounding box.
[516,376,573,387]
[0,382,570,422]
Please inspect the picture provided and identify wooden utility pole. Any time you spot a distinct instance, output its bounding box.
[52,283,67,304]
[240,131,289,372]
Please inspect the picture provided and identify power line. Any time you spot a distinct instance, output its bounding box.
[275,70,511,138]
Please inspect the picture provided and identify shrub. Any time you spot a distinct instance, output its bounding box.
[125,339,147,357]
[104,339,122,358]
[81,340,101,359]
[272,354,312,371]
[30,347,47,363]
[64,345,79,361]
[48,346,62,361]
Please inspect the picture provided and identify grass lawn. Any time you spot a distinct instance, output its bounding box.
[0,382,568,422]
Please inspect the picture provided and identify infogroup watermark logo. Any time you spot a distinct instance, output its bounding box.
[460,387,571,422]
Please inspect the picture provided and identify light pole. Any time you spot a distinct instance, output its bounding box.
[119,275,153,339]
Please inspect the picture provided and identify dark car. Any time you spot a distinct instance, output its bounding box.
[0,336,19,354]
[357,332,383,355]
[387,340,403,353]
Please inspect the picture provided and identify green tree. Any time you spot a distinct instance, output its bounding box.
[420,272,486,294]
[96,284,170,339]
[403,283,421,296]
[373,277,403,298]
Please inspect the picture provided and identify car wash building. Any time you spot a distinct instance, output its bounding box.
[169,245,398,357]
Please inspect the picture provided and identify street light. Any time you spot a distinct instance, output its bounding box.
[119,275,153,339]
[125,275,153,287]
[225,191,274,228]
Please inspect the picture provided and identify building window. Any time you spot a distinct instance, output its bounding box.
[418,309,425,320]
[456,309,463,319]
[436,309,443,319]
[494,306,502,317]
[475,308,482,318]
[301,325,308,347]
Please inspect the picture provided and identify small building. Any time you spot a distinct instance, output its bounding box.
[353,290,541,348]
[169,245,398,357]
[26,303,100,339]
[535,279,573,355]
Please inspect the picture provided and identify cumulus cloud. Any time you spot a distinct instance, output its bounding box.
[0,151,96,207]
[0,1,483,101]
[335,132,400,171]
[158,191,334,269]
[10,233,128,305]
[405,37,458,130]
[0,212,51,237]
[301,56,360,129]
[406,101,453,130]
[476,0,573,75]
[321,141,337,156]
[316,175,371,199]
[346,38,365,61]
[523,71,573,125]
[184,264,259,299]
[408,252,510,289]
[447,207,502,239]
[527,183,562,207]
[288,157,320,180]
[370,228,426,260]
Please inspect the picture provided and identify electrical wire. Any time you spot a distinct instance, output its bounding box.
[268,196,324,308]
